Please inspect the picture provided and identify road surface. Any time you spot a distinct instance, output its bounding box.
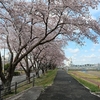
[0,70,42,84]
[37,69,100,100]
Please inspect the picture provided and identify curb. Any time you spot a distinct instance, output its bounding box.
[5,86,43,100]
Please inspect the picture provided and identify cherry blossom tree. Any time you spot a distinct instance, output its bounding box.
[20,45,48,82]
[35,41,66,74]
[44,43,66,69]
[20,40,66,81]
[0,0,100,92]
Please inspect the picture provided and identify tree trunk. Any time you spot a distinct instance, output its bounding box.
[45,66,48,73]
[3,74,13,94]
[41,67,45,75]
[0,63,16,94]
[26,71,31,83]
[36,69,40,78]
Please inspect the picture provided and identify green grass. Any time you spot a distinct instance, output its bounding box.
[3,82,33,99]
[69,73,100,92]
[35,69,57,88]
[3,69,57,99]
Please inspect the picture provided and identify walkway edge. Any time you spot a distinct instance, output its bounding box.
[68,72,100,98]
[5,86,43,100]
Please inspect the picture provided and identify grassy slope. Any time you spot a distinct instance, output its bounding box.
[69,72,100,92]
[4,69,57,99]
[35,69,57,88]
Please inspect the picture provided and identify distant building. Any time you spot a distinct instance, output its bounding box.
[68,63,100,70]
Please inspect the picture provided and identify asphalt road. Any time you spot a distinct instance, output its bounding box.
[37,69,100,100]
[0,73,33,85]
[0,70,42,85]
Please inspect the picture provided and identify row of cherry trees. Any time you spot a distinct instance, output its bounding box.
[0,0,100,92]
[20,41,66,83]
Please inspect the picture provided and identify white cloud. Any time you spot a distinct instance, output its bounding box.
[91,48,95,52]
[67,48,79,54]
[98,49,100,52]
[83,54,96,58]
[84,50,88,52]
[93,43,100,47]
[89,54,96,58]
[72,53,98,65]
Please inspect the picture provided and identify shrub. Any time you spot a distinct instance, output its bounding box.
[4,63,9,71]
[14,71,20,76]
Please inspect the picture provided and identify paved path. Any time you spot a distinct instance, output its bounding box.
[37,69,100,100]
[5,87,43,100]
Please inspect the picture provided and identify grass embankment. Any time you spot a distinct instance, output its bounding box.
[68,71,100,92]
[4,69,57,99]
[35,69,57,88]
